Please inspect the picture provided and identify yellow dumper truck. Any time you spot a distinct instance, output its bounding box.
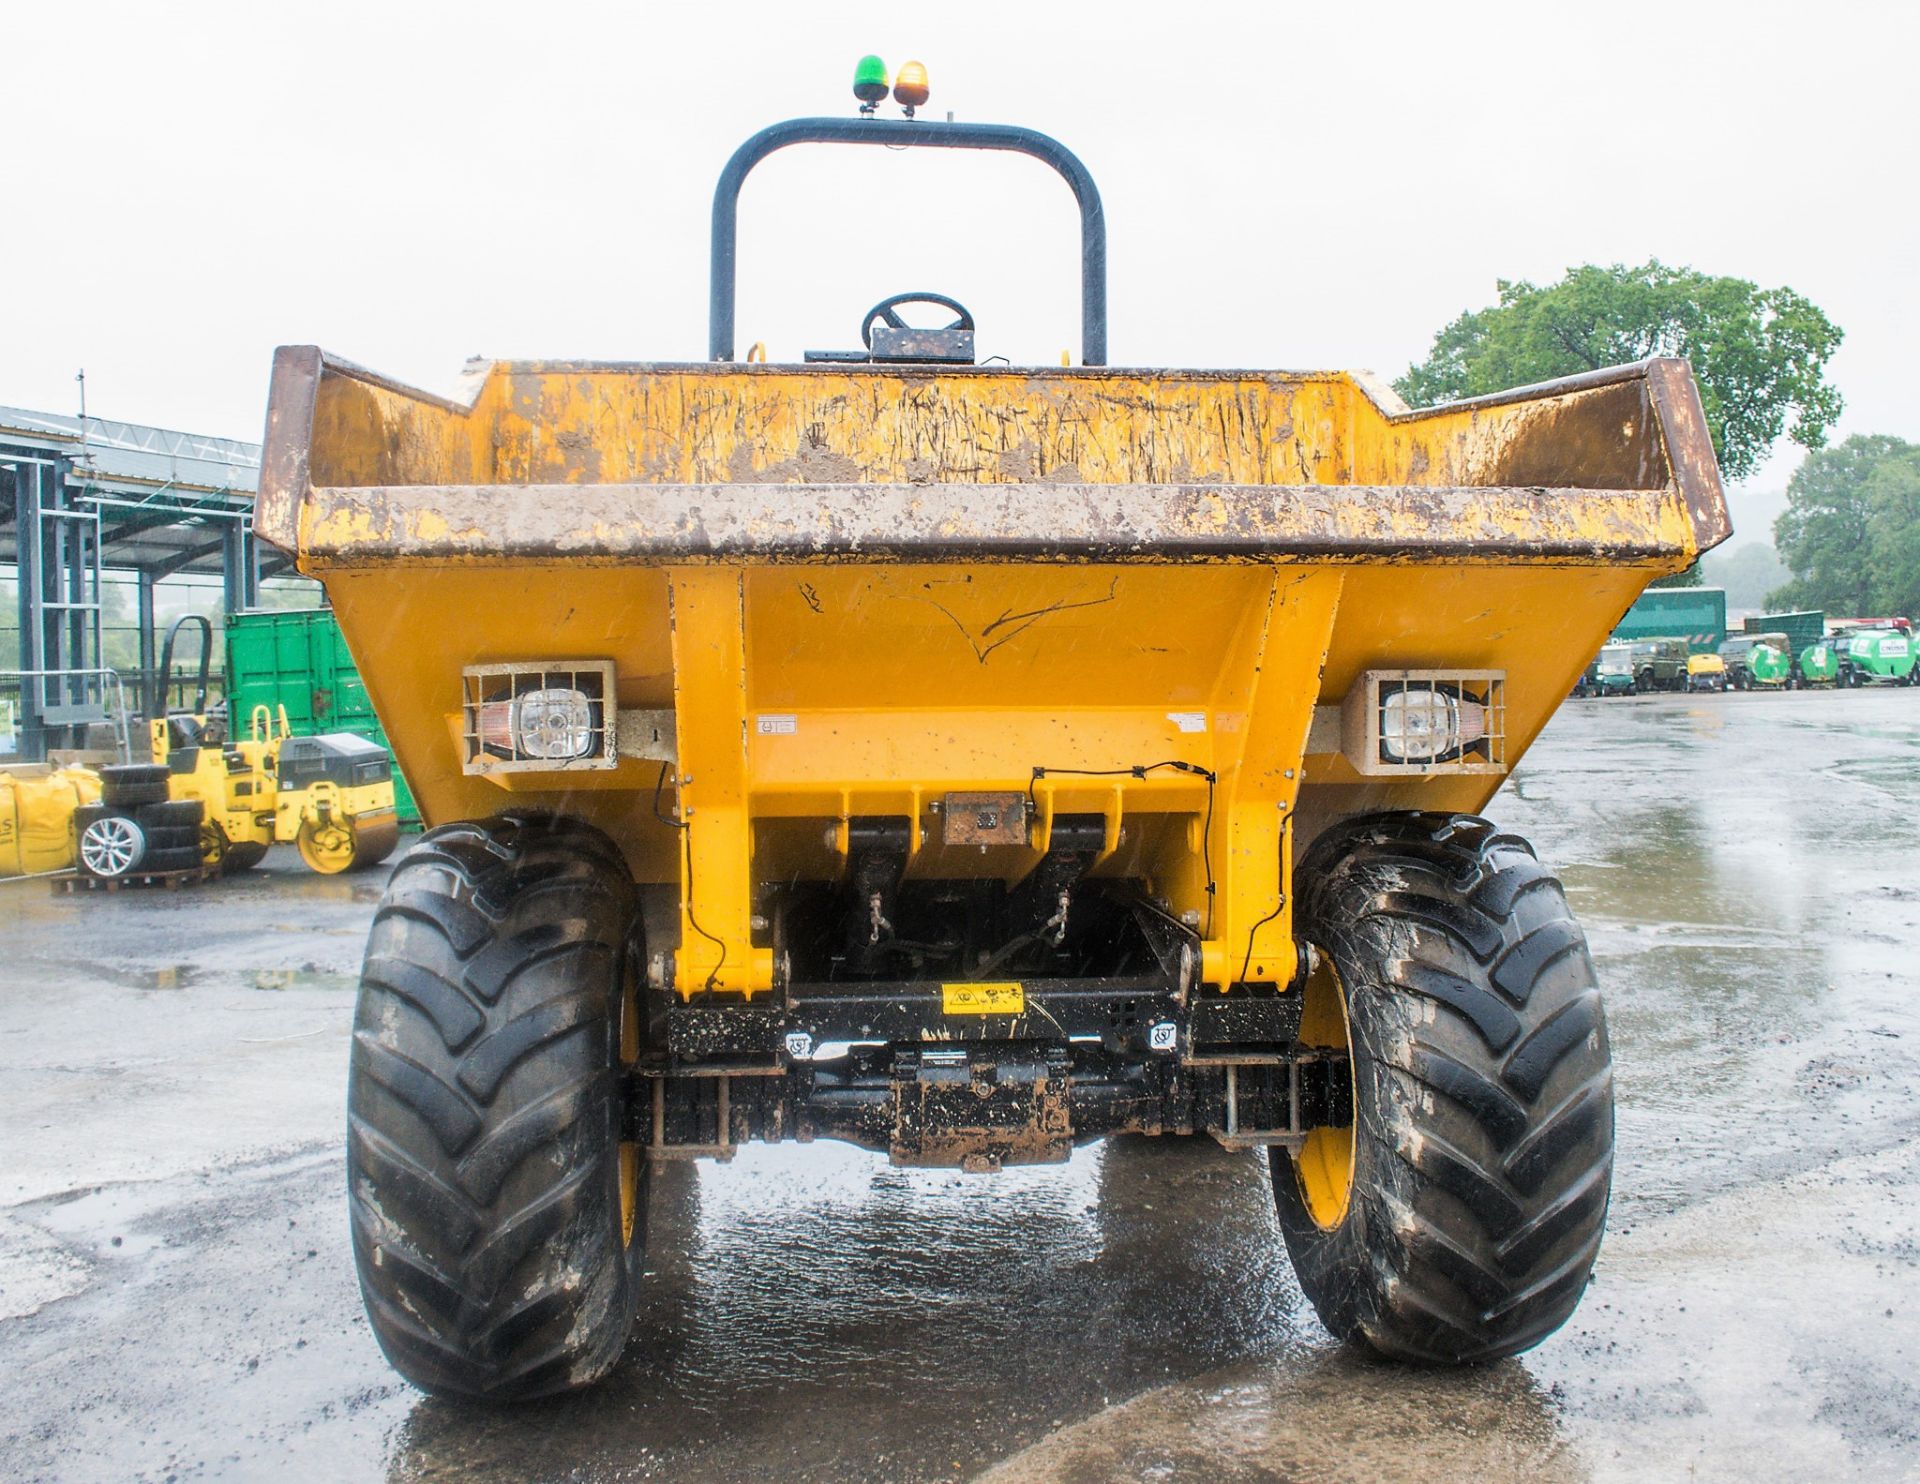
[260,96,1730,1398]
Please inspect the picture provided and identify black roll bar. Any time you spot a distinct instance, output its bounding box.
[710,117,1107,365]
[154,614,212,720]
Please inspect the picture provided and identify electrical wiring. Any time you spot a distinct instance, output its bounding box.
[654,759,727,991]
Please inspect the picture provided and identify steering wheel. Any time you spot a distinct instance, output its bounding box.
[860,292,975,349]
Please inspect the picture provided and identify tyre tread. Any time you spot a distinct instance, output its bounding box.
[345,814,640,1401]
[1274,809,1614,1364]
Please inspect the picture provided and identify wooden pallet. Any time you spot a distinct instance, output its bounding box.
[54,864,216,894]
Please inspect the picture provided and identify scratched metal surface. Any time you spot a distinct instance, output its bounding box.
[255,349,1729,564]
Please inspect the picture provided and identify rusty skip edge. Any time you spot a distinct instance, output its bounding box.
[293,481,1696,565]
[254,346,1731,567]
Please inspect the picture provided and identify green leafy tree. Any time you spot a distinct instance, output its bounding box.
[1863,456,1920,619]
[1769,435,1920,619]
[1396,261,1844,485]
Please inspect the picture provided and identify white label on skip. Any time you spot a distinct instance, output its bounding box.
[756,714,798,735]
[1167,712,1208,734]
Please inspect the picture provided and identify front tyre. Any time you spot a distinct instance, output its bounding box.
[346,813,645,1400]
[1272,812,1614,1363]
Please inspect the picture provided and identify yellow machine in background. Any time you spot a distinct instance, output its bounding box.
[1686,651,1728,692]
[0,618,397,882]
[149,617,400,875]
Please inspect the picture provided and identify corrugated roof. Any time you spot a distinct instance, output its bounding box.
[1,405,267,576]
[0,405,258,495]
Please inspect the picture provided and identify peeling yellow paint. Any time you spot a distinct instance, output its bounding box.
[266,351,1730,997]
[288,363,1681,499]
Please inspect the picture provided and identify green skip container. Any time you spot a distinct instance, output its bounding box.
[224,608,420,828]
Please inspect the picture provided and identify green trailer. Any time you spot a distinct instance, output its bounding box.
[1745,610,1825,655]
[1798,638,1842,687]
[1837,627,1917,686]
[1614,585,1727,653]
[1720,632,1792,689]
[225,609,420,827]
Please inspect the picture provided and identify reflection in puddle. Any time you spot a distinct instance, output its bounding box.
[385,1138,1315,1484]
[979,1348,1586,1484]
[250,967,356,993]
[50,960,354,994]
[1499,693,1920,1225]
[67,961,200,991]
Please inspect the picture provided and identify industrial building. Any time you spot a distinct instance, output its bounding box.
[0,405,272,758]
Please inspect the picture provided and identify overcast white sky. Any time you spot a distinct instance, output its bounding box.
[5,0,1916,533]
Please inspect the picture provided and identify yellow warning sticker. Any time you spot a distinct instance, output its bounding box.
[941,982,1025,1016]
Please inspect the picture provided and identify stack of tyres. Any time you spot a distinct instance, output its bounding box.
[73,765,206,880]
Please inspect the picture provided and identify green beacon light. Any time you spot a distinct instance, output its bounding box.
[853,55,889,114]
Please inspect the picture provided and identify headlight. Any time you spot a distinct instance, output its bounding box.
[477,688,598,762]
[1378,685,1487,763]
[1328,670,1506,777]
[462,662,617,773]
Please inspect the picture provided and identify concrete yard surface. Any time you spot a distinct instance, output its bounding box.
[2,688,1917,1482]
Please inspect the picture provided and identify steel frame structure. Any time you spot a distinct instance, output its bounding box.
[0,406,281,758]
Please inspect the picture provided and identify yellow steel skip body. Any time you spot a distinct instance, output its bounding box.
[257,352,1729,999]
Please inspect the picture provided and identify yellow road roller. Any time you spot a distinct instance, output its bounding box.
[147,616,400,875]
[259,84,1730,1399]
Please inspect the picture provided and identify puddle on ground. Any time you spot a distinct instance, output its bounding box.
[1818,754,1920,802]
[62,961,201,991]
[386,1137,1307,1483]
[29,1185,170,1260]
[249,967,357,993]
[40,958,356,995]
[241,876,390,906]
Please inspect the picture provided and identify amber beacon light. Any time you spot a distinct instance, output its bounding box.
[893,60,930,114]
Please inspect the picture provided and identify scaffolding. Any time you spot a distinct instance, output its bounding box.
[1,404,290,758]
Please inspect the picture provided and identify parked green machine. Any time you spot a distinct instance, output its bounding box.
[1720,633,1792,690]
[1836,626,1917,686]
[1797,638,1842,687]
[1594,643,1639,695]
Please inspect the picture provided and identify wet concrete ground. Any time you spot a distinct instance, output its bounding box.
[2,688,1917,1482]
